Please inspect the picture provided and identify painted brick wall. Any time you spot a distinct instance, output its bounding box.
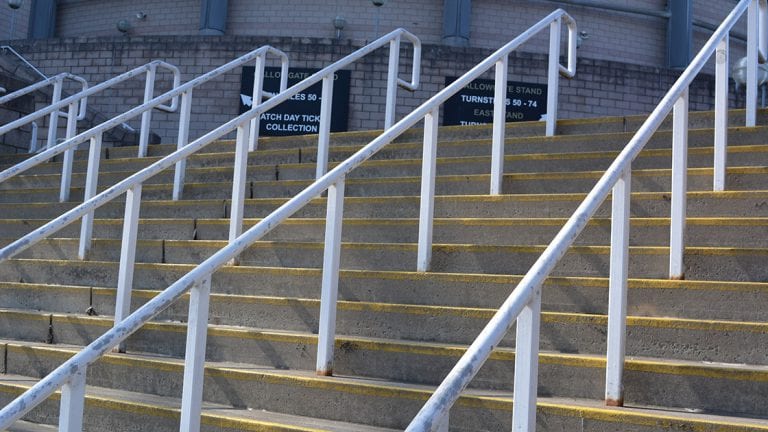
[6,35,730,147]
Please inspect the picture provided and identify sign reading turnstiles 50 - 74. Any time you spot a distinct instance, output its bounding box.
[239,67,351,136]
[442,77,547,126]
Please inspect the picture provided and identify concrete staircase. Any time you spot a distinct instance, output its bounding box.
[0,110,767,431]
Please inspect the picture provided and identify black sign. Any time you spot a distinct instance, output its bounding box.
[239,67,351,136]
[442,77,547,126]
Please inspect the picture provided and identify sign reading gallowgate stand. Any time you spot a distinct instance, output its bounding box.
[239,67,351,136]
[442,76,547,126]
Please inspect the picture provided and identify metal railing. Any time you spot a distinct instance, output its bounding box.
[0,69,88,153]
[406,1,766,430]
[0,28,422,432]
[0,60,181,201]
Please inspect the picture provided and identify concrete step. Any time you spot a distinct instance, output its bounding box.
[1,165,767,203]
[2,106,766,171]
[3,343,768,428]
[6,124,768,185]
[10,237,765,281]
[7,420,57,432]
[4,144,768,191]
[0,372,395,432]
[10,287,761,365]
[3,259,767,322]
[2,216,766,248]
[1,190,767,220]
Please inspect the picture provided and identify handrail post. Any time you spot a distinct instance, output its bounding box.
[605,167,631,407]
[228,121,251,265]
[138,63,157,158]
[28,122,39,153]
[436,414,449,432]
[179,275,212,432]
[545,17,562,137]
[173,90,194,200]
[669,89,688,280]
[417,108,439,272]
[511,288,542,432]
[316,177,346,376]
[78,132,103,260]
[490,55,509,195]
[713,35,729,191]
[59,102,79,202]
[316,75,335,179]
[384,36,402,129]
[746,0,759,126]
[45,78,63,150]
[58,366,86,432]
[114,184,143,353]
[248,54,265,152]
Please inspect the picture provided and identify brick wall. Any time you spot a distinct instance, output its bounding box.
[0,0,30,41]
[5,34,732,147]
[33,0,751,70]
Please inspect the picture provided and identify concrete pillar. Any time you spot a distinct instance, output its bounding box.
[667,0,692,69]
[28,0,56,39]
[443,0,471,47]
[200,0,228,35]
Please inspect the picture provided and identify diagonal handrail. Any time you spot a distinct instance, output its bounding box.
[0,65,88,154]
[0,60,181,202]
[0,29,422,432]
[406,1,767,431]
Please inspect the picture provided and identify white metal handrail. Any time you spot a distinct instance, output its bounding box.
[0,29,422,431]
[0,71,88,154]
[0,45,48,81]
[406,1,767,431]
[0,60,181,202]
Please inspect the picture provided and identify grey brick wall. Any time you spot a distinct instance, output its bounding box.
[7,0,741,69]
[5,34,732,146]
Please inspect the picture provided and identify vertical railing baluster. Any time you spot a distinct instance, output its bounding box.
[138,64,157,158]
[490,55,508,195]
[713,36,729,192]
[248,54,265,152]
[384,36,402,129]
[173,90,194,200]
[545,17,562,137]
[605,167,631,407]
[417,108,439,272]
[511,288,542,432]
[58,366,87,432]
[316,177,346,376]
[746,0,759,127]
[59,102,79,202]
[78,133,103,260]
[669,89,688,280]
[316,75,334,179]
[436,413,449,432]
[46,78,63,150]
[179,275,212,432]
[114,184,143,353]
[228,121,251,265]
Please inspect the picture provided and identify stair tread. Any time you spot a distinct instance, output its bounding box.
[3,358,768,430]
[0,373,398,432]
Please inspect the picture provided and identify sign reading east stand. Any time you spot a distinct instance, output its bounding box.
[239,67,351,136]
[442,77,547,126]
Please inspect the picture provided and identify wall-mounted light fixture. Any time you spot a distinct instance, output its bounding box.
[116,19,132,33]
[371,0,386,39]
[332,15,346,40]
[135,11,147,20]
[7,0,23,40]
[577,31,589,48]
